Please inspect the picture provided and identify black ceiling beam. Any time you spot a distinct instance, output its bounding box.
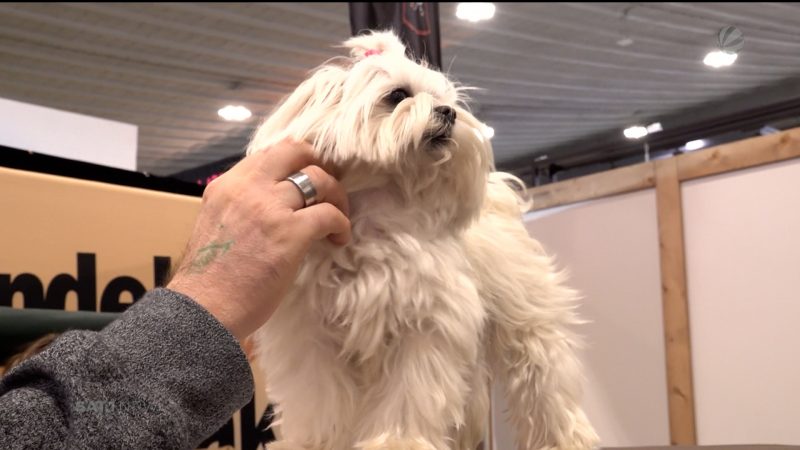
[497,76,800,173]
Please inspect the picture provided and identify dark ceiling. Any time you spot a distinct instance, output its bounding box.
[1,2,798,182]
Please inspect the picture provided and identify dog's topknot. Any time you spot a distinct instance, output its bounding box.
[342,30,408,61]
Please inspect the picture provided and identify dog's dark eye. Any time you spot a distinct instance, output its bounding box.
[387,88,411,106]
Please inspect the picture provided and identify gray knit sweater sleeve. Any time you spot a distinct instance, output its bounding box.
[0,288,255,450]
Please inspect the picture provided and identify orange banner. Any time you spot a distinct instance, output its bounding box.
[0,166,269,449]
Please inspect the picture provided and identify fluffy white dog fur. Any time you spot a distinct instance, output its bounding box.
[248,31,598,450]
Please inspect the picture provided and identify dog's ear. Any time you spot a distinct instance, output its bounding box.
[247,66,347,156]
[343,30,407,61]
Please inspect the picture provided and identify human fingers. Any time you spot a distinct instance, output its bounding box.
[245,138,317,181]
[275,165,350,216]
[293,202,352,246]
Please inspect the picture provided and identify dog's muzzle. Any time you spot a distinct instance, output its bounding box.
[434,106,456,127]
[428,106,457,144]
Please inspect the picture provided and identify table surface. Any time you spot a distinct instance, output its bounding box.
[605,446,800,450]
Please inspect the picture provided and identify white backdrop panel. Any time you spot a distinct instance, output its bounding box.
[492,189,669,448]
[0,97,137,171]
[682,158,800,445]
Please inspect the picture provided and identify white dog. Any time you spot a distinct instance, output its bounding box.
[248,31,598,450]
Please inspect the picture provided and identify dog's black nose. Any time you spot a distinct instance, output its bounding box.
[434,106,456,126]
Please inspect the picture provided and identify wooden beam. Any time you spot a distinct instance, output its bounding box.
[654,158,697,445]
[527,162,655,211]
[524,127,800,212]
[677,128,800,181]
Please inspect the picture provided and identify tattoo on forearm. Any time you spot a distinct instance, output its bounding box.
[188,239,234,273]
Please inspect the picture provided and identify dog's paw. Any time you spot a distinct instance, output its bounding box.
[356,434,439,450]
[564,412,600,450]
[540,420,599,450]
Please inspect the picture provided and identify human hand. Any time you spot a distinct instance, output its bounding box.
[167,139,351,341]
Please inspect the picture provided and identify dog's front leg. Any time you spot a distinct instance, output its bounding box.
[465,177,599,450]
[489,318,598,450]
[353,331,479,450]
[480,245,599,449]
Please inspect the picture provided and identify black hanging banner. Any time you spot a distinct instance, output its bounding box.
[349,2,442,70]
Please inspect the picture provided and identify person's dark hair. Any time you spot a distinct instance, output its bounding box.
[1,333,61,375]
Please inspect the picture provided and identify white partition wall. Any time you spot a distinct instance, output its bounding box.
[0,97,137,171]
[501,128,800,446]
[682,158,800,445]
[491,190,670,448]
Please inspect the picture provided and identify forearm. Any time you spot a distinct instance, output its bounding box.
[0,288,254,449]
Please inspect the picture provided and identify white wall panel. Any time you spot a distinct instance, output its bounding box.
[492,190,670,448]
[0,97,137,171]
[682,158,800,445]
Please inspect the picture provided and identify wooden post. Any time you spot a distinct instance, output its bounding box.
[654,158,697,444]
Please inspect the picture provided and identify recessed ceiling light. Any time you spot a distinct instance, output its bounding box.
[483,125,495,139]
[218,105,252,121]
[456,3,495,22]
[703,50,737,68]
[646,122,663,133]
[684,139,706,151]
[617,37,634,47]
[623,125,648,139]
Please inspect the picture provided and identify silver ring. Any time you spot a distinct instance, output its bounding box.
[285,171,317,208]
